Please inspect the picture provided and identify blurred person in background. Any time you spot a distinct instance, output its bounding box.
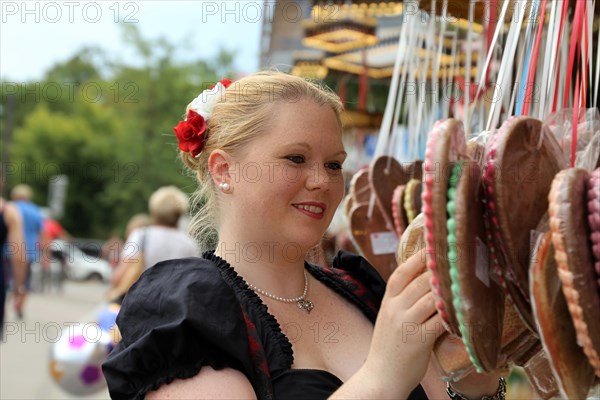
[101,213,152,272]
[0,173,27,339]
[124,213,152,240]
[108,187,198,299]
[10,184,44,317]
[101,231,124,270]
[39,216,71,292]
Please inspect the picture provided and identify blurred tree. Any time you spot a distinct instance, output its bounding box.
[4,24,237,239]
[44,47,105,84]
[9,104,122,238]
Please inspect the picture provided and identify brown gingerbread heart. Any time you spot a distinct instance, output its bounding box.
[531,228,595,399]
[403,179,422,225]
[587,168,600,289]
[397,213,425,265]
[404,159,424,181]
[342,194,354,221]
[350,168,371,205]
[548,168,600,378]
[423,118,466,337]
[482,116,566,334]
[370,156,410,232]
[391,185,408,236]
[450,159,504,372]
[349,203,397,281]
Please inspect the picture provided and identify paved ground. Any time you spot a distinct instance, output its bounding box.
[1,280,111,399]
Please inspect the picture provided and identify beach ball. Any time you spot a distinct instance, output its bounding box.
[49,323,112,396]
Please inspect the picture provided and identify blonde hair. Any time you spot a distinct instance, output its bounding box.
[148,186,190,226]
[11,184,33,201]
[126,213,152,237]
[180,71,343,250]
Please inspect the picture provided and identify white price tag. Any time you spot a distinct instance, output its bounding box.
[370,232,399,255]
[475,236,490,287]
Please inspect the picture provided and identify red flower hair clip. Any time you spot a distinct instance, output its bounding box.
[174,78,232,157]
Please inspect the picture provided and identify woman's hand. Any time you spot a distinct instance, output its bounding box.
[423,328,504,399]
[363,250,445,398]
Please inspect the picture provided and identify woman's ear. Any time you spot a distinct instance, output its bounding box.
[207,149,233,187]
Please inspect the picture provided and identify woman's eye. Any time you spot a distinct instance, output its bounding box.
[286,155,305,164]
[326,162,343,171]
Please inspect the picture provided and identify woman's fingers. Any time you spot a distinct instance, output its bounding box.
[406,291,437,324]
[390,269,433,311]
[423,313,445,343]
[386,250,427,297]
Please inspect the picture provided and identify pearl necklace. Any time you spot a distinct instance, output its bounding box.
[247,270,314,314]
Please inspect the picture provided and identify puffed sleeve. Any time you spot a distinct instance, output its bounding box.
[102,257,257,399]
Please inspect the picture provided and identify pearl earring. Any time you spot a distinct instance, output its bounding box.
[219,182,230,192]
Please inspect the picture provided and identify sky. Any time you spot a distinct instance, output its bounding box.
[0,1,265,82]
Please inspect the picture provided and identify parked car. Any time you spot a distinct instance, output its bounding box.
[45,239,113,282]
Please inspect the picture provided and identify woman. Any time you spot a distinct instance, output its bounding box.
[108,188,198,299]
[103,72,503,399]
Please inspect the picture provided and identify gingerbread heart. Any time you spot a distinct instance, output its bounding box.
[350,168,371,205]
[342,194,354,221]
[403,179,422,225]
[531,229,595,399]
[587,168,600,290]
[431,332,475,382]
[370,156,410,232]
[397,213,425,265]
[391,185,408,236]
[349,203,397,281]
[423,118,466,337]
[548,168,600,377]
[449,159,504,372]
[398,210,531,379]
[482,116,566,334]
[404,159,424,181]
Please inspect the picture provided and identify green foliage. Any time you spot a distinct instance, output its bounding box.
[2,25,236,239]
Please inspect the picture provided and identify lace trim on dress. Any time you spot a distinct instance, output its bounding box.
[203,251,295,371]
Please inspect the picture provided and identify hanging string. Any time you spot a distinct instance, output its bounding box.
[390,14,419,159]
[522,0,547,116]
[515,0,540,116]
[551,0,570,113]
[429,1,448,149]
[464,0,475,137]
[538,0,559,119]
[563,0,584,109]
[595,1,600,108]
[412,6,437,158]
[449,33,459,120]
[565,0,587,167]
[485,0,498,85]
[471,0,510,129]
[486,0,527,131]
[572,70,581,167]
[585,0,593,110]
[368,11,414,221]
